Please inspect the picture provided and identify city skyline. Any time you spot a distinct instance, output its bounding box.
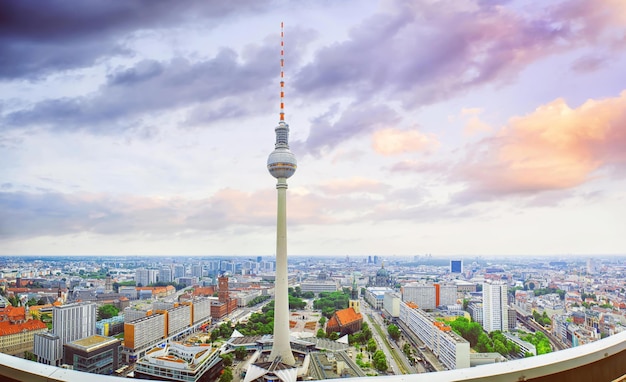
[2,0,626,257]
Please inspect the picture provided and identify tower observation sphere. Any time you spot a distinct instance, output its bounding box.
[267,121,297,179]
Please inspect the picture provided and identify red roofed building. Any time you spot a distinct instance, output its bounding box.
[325,307,363,336]
[0,304,48,355]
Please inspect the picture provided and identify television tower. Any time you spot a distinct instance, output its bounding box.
[267,21,297,366]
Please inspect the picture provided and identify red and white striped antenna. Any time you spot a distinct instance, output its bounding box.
[280,21,285,122]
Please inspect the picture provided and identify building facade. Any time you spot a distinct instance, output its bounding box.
[63,335,122,375]
[399,302,470,370]
[482,281,509,332]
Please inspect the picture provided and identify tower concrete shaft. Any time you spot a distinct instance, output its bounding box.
[268,177,295,365]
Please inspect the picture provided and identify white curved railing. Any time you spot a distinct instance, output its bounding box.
[2,330,626,382]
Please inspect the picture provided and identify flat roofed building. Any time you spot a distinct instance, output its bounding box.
[365,287,394,310]
[300,280,338,294]
[33,332,62,366]
[135,341,222,382]
[399,302,470,370]
[192,297,211,324]
[123,313,165,362]
[63,335,122,375]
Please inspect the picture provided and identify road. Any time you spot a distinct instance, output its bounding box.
[361,304,416,375]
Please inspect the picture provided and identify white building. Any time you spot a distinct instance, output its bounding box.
[192,297,212,324]
[399,302,470,370]
[300,280,338,294]
[135,341,221,382]
[52,302,97,344]
[402,283,456,310]
[33,302,96,367]
[383,291,401,318]
[482,281,509,332]
[33,332,62,366]
[365,287,394,310]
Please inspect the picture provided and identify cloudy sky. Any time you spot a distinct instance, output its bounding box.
[1,0,625,258]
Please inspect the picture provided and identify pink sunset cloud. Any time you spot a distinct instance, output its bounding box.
[456,91,626,198]
[372,128,439,155]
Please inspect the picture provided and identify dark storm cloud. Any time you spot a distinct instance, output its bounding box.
[0,0,271,80]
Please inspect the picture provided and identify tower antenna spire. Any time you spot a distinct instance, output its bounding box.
[280,21,285,122]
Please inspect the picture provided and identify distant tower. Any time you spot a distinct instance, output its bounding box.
[218,274,229,303]
[15,272,22,288]
[267,22,297,366]
[105,273,112,292]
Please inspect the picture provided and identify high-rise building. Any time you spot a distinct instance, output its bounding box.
[173,264,186,279]
[34,302,97,366]
[159,267,173,283]
[482,281,509,332]
[53,302,97,344]
[192,264,203,279]
[136,268,158,287]
[450,260,463,273]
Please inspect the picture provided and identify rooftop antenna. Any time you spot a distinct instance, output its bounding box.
[280,21,285,122]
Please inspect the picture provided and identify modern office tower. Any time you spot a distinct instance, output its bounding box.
[266,22,297,366]
[450,260,463,273]
[482,281,509,332]
[34,302,97,366]
[192,264,203,279]
[159,266,173,283]
[136,268,158,287]
[173,264,186,279]
[53,302,97,344]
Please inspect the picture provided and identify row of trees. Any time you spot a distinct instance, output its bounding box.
[448,317,520,356]
[288,286,315,299]
[532,310,552,327]
[313,291,351,318]
[246,295,271,307]
[520,331,552,355]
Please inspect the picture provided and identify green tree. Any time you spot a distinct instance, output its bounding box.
[329,332,339,340]
[387,324,400,341]
[319,316,326,326]
[317,329,326,338]
[26,298,39,307]
[367,338,377,353]
[219,367,233,382]
[210,330,219,342]
[402,343,412,358]
[372,350,388,371]
[24,351,37,361]
[98,304,119,320]
[234,347,247,360]
[221,353,233,367]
